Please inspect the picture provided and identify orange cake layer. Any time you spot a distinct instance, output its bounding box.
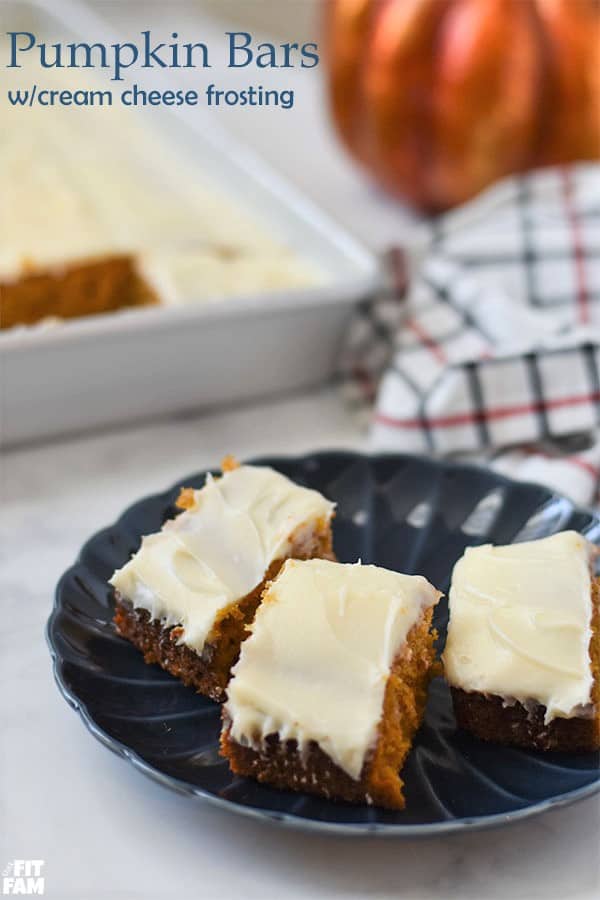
[1,256,157,329]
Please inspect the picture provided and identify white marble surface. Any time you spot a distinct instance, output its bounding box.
[2,2,599,898]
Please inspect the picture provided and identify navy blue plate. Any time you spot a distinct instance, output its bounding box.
[47,452,600,835]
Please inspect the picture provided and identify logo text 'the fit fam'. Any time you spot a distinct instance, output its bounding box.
[2,861,45,896]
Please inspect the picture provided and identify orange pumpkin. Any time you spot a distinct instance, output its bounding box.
[325,0,600,213]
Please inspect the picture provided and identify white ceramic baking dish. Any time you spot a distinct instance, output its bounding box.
[0,0,380,446]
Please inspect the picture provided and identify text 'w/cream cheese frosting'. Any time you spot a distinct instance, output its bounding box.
[443,531,596,722]
[224,559,441,781]
[109,465,334,654]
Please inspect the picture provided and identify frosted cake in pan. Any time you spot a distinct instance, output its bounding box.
[1,72,321,329]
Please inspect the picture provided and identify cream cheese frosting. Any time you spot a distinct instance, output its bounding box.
[443,531,596,722]
[224,559,440,780]
[1,67,322,300]
[109,465,334,653]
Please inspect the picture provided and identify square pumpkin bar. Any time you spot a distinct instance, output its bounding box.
[444,531,600,752]
[221,558,441,809]
[110,460,335,701]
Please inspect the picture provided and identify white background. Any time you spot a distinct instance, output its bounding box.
[2,3,599,899]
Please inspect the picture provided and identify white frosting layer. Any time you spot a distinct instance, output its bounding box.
[1,68,321,301]
[443,531,595,722]
[225,559,440,780]
[110,466,334,653]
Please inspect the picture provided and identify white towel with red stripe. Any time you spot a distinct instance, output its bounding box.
[342,164,600,508]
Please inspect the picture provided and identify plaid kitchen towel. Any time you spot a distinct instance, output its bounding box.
[341,164,600,507]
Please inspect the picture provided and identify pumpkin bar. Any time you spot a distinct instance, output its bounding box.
[221,559,441,809]
[110,460,335,702]
[443,531,600,752]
